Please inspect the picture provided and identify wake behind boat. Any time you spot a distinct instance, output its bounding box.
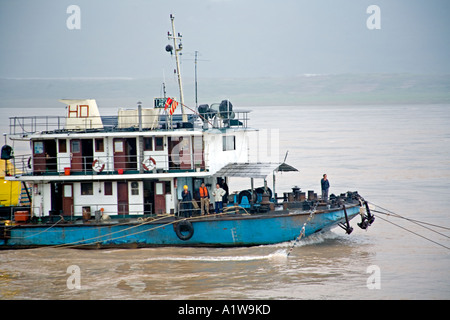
[0,15,374,249]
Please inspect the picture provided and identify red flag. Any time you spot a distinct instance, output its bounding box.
[164,97,173,110]
[169,100,178,115]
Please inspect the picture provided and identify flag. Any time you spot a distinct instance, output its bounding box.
[169,100,178,115]
[164,97,173,110]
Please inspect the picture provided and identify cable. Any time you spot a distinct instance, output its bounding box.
[368,202,450,231]
[376,215,450,251]
[372,209,450,239]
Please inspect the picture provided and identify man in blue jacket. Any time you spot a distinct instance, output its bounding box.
[321,174,330,202]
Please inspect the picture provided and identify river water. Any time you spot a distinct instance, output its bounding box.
[0,103,449,300]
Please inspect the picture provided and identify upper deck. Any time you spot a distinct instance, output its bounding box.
[9,99,250,139]
[7,99,252,180]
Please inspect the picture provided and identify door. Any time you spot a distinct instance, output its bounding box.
[62,183,74,216]
[117,181,129,215]
[33,140,57,174]
[154,182,166,215]
[70,139,83,172]
[143,180,153,215]
[50,182,63,215]
[113,138,126,171]
[33,141,46,174]
[114,138,137,171]
[81,139,93,172]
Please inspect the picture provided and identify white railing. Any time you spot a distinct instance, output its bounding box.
[10,152,207,176]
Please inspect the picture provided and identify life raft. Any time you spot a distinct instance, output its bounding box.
[174,220,194,241]
[92,159,105,173]
[142,157,156,171]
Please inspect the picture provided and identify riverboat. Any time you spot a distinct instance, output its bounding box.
[0,15,374,249]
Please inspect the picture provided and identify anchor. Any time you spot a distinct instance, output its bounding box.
[357,200,375,230]
[339,205,353,234]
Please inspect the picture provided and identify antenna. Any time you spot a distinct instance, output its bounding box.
[195,51,198,108]
[166,14,187,122]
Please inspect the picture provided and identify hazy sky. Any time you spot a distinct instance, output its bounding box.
[1,0,449,79]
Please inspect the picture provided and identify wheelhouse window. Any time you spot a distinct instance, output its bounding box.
[104,181,113,195]
[144,137,153,151]
[155,137,164,151]
[95,138,104,152]
[222,135,236,151]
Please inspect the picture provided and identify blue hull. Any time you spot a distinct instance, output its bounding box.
[0,205,360,248]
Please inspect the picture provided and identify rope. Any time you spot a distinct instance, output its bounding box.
[368,202,450,231]
[39,212,229,249]
[376,215,450,251]
[8,216,65,239]
[367,201,450,251]
[49,213,173,249]
[372,209,450,239]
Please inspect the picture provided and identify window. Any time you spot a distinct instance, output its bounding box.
[155,137,164,151]
[34,141,44,154]
[104,181,113,195]
[131,181,139,195]
[71,140,80,153]
[58,139,67,153]
[144,137,153,151]
[165,181,171,194]
[222,135,236,151]
[95,138,104,152]
[81,182,93,195]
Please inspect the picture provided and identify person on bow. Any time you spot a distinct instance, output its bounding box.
[321,174,330,202]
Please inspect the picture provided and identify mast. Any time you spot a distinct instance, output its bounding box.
[167,14,187,122]
[195,50,198,108]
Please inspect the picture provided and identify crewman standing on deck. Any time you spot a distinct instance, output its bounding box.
[212,183,226,214]
[321,174,330,201]
[181,185,193,217]
[199,182,210,215]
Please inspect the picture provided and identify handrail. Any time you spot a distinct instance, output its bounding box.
[10,152,208,176]
[9,110,251,137]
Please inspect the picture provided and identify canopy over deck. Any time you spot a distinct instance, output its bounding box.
[214,162,298,179]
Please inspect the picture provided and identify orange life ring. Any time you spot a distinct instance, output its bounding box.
[92,159,105,173]
[142,157,156,171]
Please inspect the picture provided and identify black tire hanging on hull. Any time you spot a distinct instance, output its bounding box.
[174,220,194,241]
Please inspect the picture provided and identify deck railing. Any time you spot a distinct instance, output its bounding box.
[9,111,250,137]
[9,153,207,177]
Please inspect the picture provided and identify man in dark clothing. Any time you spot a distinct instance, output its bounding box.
[321,174,330,202]
[181,185,193,217]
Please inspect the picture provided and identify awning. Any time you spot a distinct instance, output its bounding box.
[214,162,298,179]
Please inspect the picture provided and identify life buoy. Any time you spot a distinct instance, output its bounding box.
[142,157,156,171]
[92,159,105,173]
[174,220,194,241]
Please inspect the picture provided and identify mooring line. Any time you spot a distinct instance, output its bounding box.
[376,215,450,251]
[367,201,450,251]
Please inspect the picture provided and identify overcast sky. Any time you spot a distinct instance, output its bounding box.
[0,0,449,79]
